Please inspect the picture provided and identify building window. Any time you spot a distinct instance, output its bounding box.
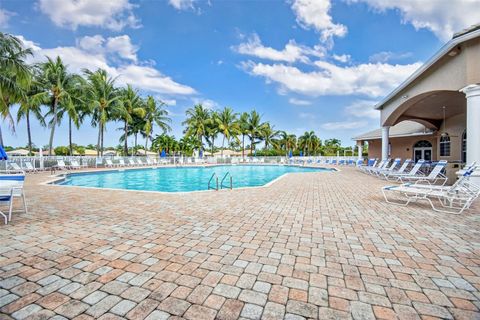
[439,134,450,157]
[462,130,467,163]
[413,140,432,162]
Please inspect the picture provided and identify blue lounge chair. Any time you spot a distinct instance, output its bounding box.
[0,173,27,223]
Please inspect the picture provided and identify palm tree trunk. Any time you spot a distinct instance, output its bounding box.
[250,136,254,157]
[100,123,104,156]
[134,133,138,149]
[124,120,128,156]
[145,136,148,153]
[48,98,58,156]
[0,125,4,147]
[242,135,245,159]
[211,136,215,156]
[221,135,225,157]
[68,117,73,155]
[97,123,102,156]
[26,112,32,155]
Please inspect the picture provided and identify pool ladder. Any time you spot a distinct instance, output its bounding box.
[208,172,233,190]
[208,173,218,190]
[221,172,233,190]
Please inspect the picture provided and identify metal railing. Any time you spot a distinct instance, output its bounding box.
[208,172,218,190]
[220,172,233,190]
[1,154,364,172]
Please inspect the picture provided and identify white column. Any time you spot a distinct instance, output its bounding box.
[461,84,480,165]
[381,126,390,161]
[357,141,363,160]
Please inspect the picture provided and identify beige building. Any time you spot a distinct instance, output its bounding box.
[354,25,480,176]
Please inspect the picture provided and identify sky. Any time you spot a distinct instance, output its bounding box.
[1,0,479,149]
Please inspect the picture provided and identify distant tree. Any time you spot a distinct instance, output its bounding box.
[54,146,69,156]
[0,32,33,146]
[83,69,122,156]
[215,107,240,156]
[143,96,171,151]
[183,104,210,150]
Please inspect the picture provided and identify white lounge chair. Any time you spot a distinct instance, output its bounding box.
[56,160,68,170]
[379,159,412,179]
[105,159,115,168]
[24,162,37,173]
[70,160,86,170]
[128,158,136,166]
[359,159,378,173]
[364,159,389,174]
[373,158,401,176]
[118,159,127,167]
[386,159,425,181]
[397,160,448,185]
[382,165,480,214]
[8,162,23,172]
[0,173,27,223]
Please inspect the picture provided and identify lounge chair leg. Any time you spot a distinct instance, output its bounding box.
[382,189,411,206]
[22,193,27,215]
[8,198,13,221]
[0,210,7,224]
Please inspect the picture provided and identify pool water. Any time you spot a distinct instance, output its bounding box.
[56,165,333,192]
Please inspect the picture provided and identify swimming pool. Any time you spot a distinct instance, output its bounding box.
[55,165,333,192]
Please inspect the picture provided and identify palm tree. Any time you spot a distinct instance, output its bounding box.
[143,96,171,151]
[246,110,264,156]
[119,85,145,155]
[205,111,219,156]
[0,32,33,146]
[299,131,320,156]
[261,122,279,150]
[182,104,210,151]
[238,112,249,159]
[45,74,86,155]
[324,138,341,155]
[179,135,200,156]
[83,68,122,156]
[16,77,45,155]
[215,107,240,156]
[37,57,79,155]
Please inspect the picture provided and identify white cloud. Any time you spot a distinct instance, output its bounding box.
[321,121,367,130]
[289,98,312,106]
[233,34,324,63]
[350,0,480,41]
[299,112,315,119]
[369,51,412,63]
[168,0,196,11]
[38,0,140,31]
[192,98,219,109]
[0,8,14,27]
[20,35,196,96]
[242,60,421,98]
[75,35,138,62]
[332,54,350,63]
[291,0,347,42]
[344,100,379,119]
[105,35,138,62]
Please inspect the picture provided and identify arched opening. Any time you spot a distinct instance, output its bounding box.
[439,133,451,157]
[462,130,467,163]
[413,140,432,162]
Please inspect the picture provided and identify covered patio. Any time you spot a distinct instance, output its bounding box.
[355,25,480,181]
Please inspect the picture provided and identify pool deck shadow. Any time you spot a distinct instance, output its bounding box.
[1,167,479,319]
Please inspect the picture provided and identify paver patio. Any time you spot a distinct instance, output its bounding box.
[1,167,479,319]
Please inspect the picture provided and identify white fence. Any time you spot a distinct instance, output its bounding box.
[2,155,363,171]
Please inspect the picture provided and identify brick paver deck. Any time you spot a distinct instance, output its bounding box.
[1,167,479,319]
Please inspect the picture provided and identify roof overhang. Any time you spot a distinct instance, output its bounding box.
[375,28,480,110]
[353,131,434,141]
